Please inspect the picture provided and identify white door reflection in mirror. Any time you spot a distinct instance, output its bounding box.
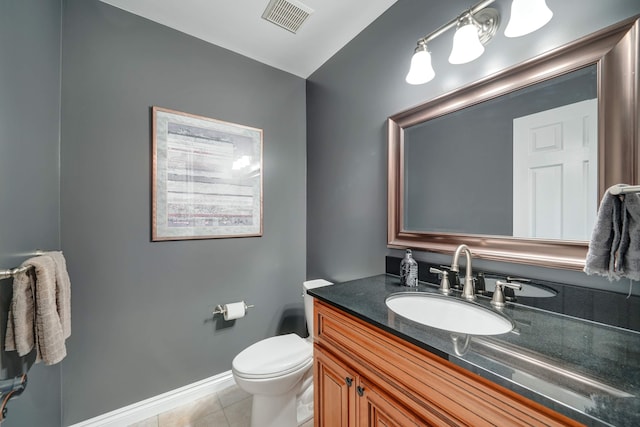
[513,99,598,240]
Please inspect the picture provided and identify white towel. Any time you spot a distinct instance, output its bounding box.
[5,252,71,365]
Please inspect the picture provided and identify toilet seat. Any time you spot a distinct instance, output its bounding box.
[233,333,312,379]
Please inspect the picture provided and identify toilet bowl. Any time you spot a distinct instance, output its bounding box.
[231,279,332,427]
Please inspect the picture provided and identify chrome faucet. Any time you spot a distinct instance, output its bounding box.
[451,244,475,300]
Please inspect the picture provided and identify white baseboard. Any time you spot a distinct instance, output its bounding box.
[69,371,235,427]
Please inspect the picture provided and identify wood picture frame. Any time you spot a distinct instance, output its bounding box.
[152,106,263,241]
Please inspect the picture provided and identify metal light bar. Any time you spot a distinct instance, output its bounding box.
[416,0,496,44]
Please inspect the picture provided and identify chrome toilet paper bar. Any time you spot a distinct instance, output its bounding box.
[213,302,255,316]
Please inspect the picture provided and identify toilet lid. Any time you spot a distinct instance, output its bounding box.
[233,333,312,378]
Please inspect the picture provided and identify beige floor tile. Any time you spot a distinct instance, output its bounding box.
[128,416,159,427]
[223,397,252,427]
[192,409,230,427]
[218,384,251,408]
[137,383,312,427]
[159,393,222,427]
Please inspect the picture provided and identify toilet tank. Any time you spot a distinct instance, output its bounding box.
[303,279,333,338]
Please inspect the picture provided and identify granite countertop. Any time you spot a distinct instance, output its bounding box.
[308,274,640,427]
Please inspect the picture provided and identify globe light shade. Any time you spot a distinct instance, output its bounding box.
[406,48,435,85]
[448,23,484,64]
[504,0,553,38]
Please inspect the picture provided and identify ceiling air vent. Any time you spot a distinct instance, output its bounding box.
[262,0,314,34]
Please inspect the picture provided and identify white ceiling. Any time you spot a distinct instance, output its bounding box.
[100,0,398,78]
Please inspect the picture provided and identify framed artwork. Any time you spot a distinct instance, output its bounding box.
[152,106,263,241]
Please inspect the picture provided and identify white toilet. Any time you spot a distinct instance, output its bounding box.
[232,279,333,427]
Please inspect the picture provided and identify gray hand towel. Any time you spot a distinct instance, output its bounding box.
[584,191,624,280]
[617,193,640,281]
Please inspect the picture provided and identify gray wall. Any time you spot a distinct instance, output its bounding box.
[3,0,640,425]
[60,0,306,424]
[307,0,640,293]
[0,0,62,426]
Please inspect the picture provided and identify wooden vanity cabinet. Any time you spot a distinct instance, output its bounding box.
[313,300,584,427]
[316,346,425,427]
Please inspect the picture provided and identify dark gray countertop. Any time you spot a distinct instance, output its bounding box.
[308,274,640,427]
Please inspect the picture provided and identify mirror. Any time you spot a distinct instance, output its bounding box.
[404,65,598,240]
[388,17,639,270]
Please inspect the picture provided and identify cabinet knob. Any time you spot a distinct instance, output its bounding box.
[345,377,353,387]
[357,386,365,396]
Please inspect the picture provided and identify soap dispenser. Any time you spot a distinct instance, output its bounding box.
[400,249,418,287]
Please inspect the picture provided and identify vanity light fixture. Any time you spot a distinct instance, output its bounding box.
[448,10,497,64]
[405,40,436,84]
[406,0,553,85]
[504,0,553,38]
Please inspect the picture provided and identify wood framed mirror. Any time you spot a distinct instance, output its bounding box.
[388,16,639,270]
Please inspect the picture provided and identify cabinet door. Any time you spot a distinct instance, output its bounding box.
[315,347,356,427]
[315,300,583,427]
[356,378,432,427]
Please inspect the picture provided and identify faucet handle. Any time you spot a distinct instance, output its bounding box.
[505,277,529,300]
[440,265,461,290]
[429,266,445,275]
[491,280,523,308]
[429,267,452,294]
[507,276,530,283]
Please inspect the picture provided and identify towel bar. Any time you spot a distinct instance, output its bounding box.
[0,250,50,280]
[0,265,33,281]
[608,184,640,195]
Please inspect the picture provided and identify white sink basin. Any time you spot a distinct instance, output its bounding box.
[385,292,514,336]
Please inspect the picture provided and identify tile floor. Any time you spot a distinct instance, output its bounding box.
[128,383,314,427]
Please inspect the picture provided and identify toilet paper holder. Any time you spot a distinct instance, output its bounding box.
[213,302,255,316]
